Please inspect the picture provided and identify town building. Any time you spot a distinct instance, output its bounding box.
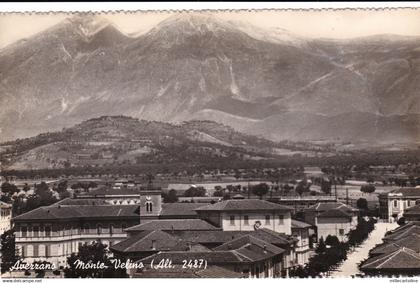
[379,187,420,222]
[12,205,140,267]
[271,196,337,212]
[0,201,12,234]
[291,220,314,265]
[194,199,293,234]
[133,234,288,278]
[304,202,358,242]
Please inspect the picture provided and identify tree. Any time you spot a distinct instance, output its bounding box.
[1,182,19,195]
[360,184,376,194]
[320,180,332,195]
[22,183,31,193]
[1,229,20,273]
[252,183,269,200]
[316,237,326,254]
[397,217,406,226]
[325,235,340,247]
[64,241,127,278]
[356,198,368,210]
[163,189,178,203]
[183,186,206,197]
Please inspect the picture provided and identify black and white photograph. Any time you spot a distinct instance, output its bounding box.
[1,4,420,279]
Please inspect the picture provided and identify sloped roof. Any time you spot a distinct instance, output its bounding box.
[387,187,420,197]
[160,203,203,217]
[383,225,420,241]
[214,234,285,257]
[404,204,420,216]
[88,188,141,196]
[361,247,420,270]
[13,204,140,221]
[133,265,242,278]
[306,202,357,213]
[292,219,312,229]
[194,199,292,212]
[318,208,352,218]
[125,219,219,232]
[140,251,250,264]
[370,234,420,256]
[110,230,188,253]
[171,228,295,247]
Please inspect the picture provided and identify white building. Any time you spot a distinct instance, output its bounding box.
[0,201,12,234]
[379,187,420,222]
[304,202,358,242]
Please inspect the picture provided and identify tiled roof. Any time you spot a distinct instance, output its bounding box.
[361,247,420,270]
[110,230,188,253]
[214,234,285,257]
[318,209,352,218]
[54,198,109,206]
[306,202,357,213]
[140,250,252,264]
[87,188,141,196]
[160,203,204,217]
[194,199,293,212]
[291,219,312,229]
[125,219,220,232]
[387,187,420,197]
[133,265,243,278]
[403,204,420,216]
[171,228,295,247]
[383,225,420,242]
[13,205,140,221]
[370,234,420,256]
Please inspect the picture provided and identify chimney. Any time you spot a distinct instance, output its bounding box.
[152,240,156,250]
[263,244,267,253]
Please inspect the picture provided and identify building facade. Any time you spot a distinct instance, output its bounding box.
[379,187,420,222]
[304,202,358,242]
[194,199,293,234]
[0,201,12,234]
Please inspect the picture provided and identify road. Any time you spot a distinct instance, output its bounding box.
[330,221,398,278]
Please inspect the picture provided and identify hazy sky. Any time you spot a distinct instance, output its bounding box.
[1,9,420,48]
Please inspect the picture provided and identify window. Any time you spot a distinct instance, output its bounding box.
[408,200,411,207]
[230,215,235,225]
[97,225,102,235]
[265,215,271,225]
[45,226,51,237]
[146,201,153,213]
[45,245,50,258]
[33,226,39,237]
[110,224,114,235]
[83,224,90,234]
[21,227,27,237]
[394,200,398,208]
[21,245,26,257]
[339,229,345,236]
[33,244,39,257]
[278,215,284,225]
[244,215,249,225]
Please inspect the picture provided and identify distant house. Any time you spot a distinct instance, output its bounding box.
[404,205,420,221]
[304,202,358,242]
[380,187,420,222]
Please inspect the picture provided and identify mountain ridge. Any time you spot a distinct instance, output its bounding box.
[1,14,420,144]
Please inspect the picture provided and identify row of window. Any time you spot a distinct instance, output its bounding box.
[392,199,418,208]
[20,244,51,258]
[229,215,285,226]
[20,223,128,237]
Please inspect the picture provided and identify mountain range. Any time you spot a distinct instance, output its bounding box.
[1,13,420,144]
